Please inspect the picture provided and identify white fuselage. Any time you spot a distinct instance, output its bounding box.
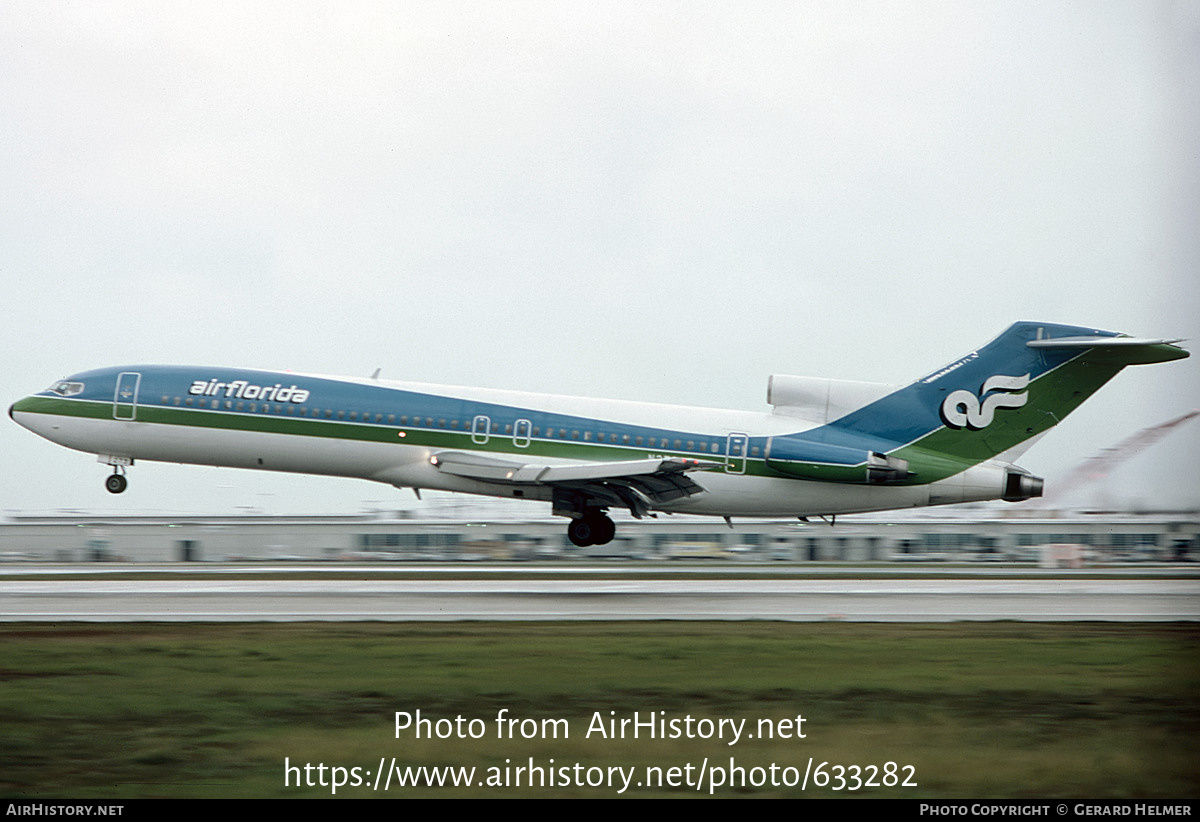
[11,380,1005,519]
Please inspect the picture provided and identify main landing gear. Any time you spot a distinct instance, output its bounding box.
[567,511,616,547]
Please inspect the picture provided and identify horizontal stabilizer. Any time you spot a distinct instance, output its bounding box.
[1027,334,1188,365]
[1027,335,1183,348]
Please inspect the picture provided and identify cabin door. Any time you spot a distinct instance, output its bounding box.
[113,372,141,420]
[471,415,491,445]
[725,432,748,474]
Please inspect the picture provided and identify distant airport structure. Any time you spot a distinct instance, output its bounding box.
[1,510,1194,565]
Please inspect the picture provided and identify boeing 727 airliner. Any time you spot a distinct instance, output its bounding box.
[9,322,1189,546]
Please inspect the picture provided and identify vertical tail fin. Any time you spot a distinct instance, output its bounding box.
[834,322,1188,481]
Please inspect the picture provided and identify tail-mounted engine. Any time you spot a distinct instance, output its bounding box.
[1003,469,1044,502]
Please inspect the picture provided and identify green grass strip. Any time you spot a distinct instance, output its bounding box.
[2,622,1196,798]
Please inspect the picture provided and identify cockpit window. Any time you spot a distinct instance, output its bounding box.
[47,381,85,396]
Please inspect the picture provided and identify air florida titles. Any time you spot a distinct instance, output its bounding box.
[189,378,310,404]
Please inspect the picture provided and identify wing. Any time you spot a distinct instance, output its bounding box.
[429,451,720,518]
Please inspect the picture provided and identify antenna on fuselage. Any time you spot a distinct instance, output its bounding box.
[370,368,381,380]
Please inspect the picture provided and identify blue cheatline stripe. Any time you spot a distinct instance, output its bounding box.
[35,366,747,460]
[28,322,1124,471]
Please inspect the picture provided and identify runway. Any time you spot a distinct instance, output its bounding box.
[2,577,1197,621]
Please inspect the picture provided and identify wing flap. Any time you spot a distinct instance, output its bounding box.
[430,451,718,515]
[432,451,719,483]
[430,452,530,481]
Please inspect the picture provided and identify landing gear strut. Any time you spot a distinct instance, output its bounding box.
[567,511,616,547]
[105,471,127,494]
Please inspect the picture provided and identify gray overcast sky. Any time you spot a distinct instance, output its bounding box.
[2,1,1197,517]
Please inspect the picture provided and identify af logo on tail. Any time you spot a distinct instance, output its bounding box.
[941,373,1031,429]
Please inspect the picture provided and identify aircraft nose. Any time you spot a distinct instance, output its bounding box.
[9,396,35,426]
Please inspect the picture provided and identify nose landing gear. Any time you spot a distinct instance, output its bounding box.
[101,456,132,494]
[105,470,128,494]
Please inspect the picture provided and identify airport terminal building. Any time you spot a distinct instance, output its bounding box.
[1,509,1195,565]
